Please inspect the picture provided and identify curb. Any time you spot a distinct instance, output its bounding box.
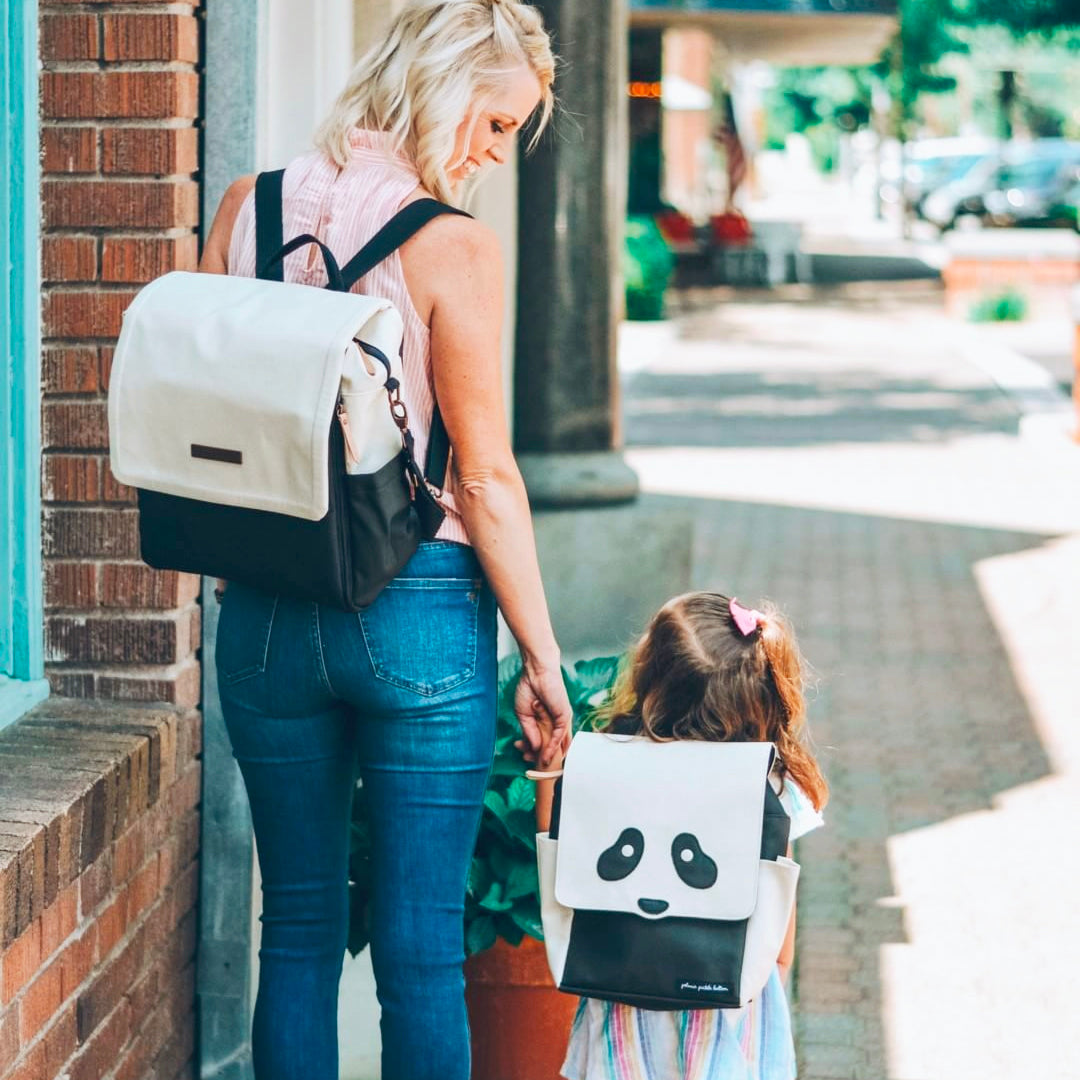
[949,326,1077,446]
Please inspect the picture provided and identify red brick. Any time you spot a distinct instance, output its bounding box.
[102,234,198,282]
[46,671,96,697]
[18,956,63,1043]
[43,1002,79,1076]
[102,461,137,505]
[41,13,99,61]
[42,126,98,174]
[0,1008,18,1075]
[42,402,109,452]
[101,566,198,609]
[95,892,128,960]
[71,995,132,1080]
[102,127,198,176]
[1,833,47,942]
[42,346,100,394]
[4,1041,46,1080]
[97,663,200,709]
[1,919,41,1005]
[44,180,199,229]
[42,71,199,121]
[59,927,98,1000]
[102,14,199,63]
[125,959,160,1031]
[151,1009,195,1080]
[39,881,78,959]
[45,613,195,666]
[44,561,98,609]
[171,859,199,927]
[42,289,138,340]
[98,348,115,392]
[75,939,137,1044]
[126,858,158,924]
[43,456,103,505]
[43,508,140,560]
[43,235,97,283]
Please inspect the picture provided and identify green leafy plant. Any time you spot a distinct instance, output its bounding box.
[969,288,1029,322]
[346,653,625,959]
[624,215,674,322]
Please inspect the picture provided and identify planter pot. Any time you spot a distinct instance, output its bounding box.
[465,935,578,1080]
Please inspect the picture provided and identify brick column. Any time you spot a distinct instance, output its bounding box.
[39,3,202,706]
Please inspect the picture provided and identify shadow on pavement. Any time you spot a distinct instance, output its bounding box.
[624,371,1019,447]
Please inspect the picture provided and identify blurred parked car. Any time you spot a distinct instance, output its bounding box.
[923,139,1080,231]
[896,136,999,219]
[982,154,1080,228]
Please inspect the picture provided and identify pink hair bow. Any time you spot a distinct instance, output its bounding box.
[729,597,764,636]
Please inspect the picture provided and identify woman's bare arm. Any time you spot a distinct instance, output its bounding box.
[199,176,255,275]
[408,214,572,766]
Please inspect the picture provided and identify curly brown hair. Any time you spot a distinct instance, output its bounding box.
[596,592,828,811]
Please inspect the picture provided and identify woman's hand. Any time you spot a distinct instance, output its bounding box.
[514,657,573,769]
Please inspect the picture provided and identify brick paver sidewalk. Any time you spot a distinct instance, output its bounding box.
[620,285,1080,1080]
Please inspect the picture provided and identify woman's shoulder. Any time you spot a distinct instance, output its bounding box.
[396,200,503,322]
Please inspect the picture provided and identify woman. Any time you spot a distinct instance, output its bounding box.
[198,3,572,1078]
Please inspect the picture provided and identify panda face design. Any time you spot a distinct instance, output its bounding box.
[595,827,720,917]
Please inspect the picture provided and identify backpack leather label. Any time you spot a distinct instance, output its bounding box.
[191,443,243,465]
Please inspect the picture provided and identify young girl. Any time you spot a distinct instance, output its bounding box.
[532,591,828,1080]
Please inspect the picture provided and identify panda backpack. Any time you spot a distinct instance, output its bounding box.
[536,733,799,1010]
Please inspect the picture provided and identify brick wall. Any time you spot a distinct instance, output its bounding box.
[39,0,203,706]
[0,702,201,1080]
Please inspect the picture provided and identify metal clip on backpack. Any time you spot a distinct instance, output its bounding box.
[537,734,799,1010]
[107,170,469,611]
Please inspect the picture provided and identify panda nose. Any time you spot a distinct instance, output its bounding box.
[638,898,669,915]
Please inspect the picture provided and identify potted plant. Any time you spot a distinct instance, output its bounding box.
[347,653,624,1080]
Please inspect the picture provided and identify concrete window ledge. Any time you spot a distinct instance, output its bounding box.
[0,699,202,1080]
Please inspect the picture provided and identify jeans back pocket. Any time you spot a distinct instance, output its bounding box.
[216,584,279,685]
[358,577,480,696]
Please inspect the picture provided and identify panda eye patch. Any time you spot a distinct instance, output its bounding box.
[671,833,718,889]
[597,828,645,881]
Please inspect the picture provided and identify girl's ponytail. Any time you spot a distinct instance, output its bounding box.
[754,607,829,812]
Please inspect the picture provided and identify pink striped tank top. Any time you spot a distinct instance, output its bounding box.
[227,127,470,546]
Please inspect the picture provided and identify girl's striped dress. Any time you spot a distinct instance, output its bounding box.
[560,779,824,1080]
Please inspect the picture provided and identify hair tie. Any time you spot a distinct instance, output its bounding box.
[729,597,764,637]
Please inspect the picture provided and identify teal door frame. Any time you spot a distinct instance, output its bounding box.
[0,0,48,729]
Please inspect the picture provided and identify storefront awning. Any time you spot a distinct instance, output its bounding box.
[631,0,898,65]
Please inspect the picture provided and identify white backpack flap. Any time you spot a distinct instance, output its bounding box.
[554,734,774,922]
[540,734,799,1009]
[108,270,405,521]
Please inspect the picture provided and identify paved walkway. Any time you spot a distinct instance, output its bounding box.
[619,284,1080,1080]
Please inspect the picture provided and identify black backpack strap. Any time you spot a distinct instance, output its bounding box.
[254,169,286,281]
[339,198,471,290]
[340,198,471,494]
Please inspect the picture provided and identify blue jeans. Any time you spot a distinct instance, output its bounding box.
[215,541,498,1080]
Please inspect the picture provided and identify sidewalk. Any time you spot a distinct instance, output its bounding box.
[618,284,1080,1080]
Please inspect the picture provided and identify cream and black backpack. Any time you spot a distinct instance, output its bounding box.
[537,733,799,1009]
[108,169,468,610]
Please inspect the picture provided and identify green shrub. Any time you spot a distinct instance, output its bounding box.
[624,215,674,321]
[969,289,1028,323]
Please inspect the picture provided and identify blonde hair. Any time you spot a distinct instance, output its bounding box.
[315,0,555,204]
[596,592,829,811]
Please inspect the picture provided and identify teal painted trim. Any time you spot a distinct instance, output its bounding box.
[0,0,47,710]
[0,677,50,731]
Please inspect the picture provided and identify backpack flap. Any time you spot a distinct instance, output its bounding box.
[553,734,774,922]
[108,270,404,521]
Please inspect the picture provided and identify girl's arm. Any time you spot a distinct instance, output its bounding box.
[531,756,564,832]
[777,843,797,985]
